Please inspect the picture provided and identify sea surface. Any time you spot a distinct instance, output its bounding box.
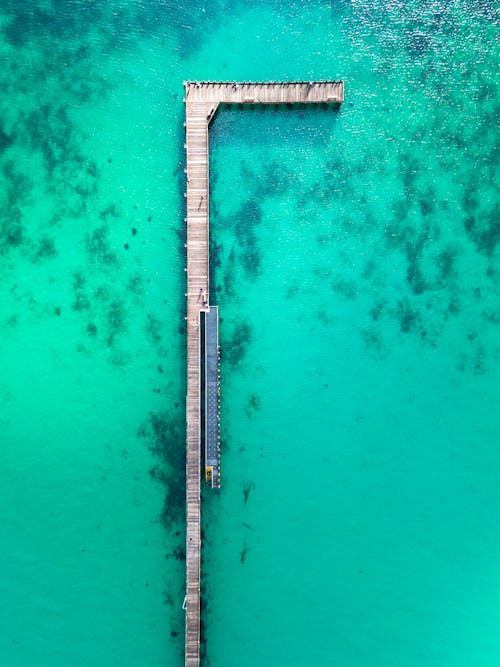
[0,2,498,666]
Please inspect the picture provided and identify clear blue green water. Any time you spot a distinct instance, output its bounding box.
[0,2,498,666]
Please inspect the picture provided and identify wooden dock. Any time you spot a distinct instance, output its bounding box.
[183,80,344,667]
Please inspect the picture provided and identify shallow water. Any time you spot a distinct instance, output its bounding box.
[0,2,498,666]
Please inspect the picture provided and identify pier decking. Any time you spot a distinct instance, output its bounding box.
[183,80,344,667]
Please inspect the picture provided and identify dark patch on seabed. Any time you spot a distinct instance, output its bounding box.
[0,204,24,255]
[146,313,164,346]
[145,0,237,61]
[464,204,500,258]
[223,248,237,297]
[2,1,171,54]
[135,407,187,647]
[242,480,255,504]
[0,162,31,255]
[331,276,357,300]
[86,225,118,270]
[240,542,249,563]
[0,12,110,287]
[0,126,13,152]
[223,320,253,367]
[106,298,127,346]
[243,158,297,199]
[361,328,385,355]
[31,235,57,262]
[245,393,261,417]
[137,409,186,531]
[234,198,262,280]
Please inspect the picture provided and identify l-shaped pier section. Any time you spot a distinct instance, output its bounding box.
[183,80,344,667]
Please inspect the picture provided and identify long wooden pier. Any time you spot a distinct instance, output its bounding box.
[183,80,344,667]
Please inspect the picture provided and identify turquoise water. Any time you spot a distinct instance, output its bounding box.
[0,2,498,666]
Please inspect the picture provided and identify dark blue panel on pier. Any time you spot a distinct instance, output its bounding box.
[205,306,220,488]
